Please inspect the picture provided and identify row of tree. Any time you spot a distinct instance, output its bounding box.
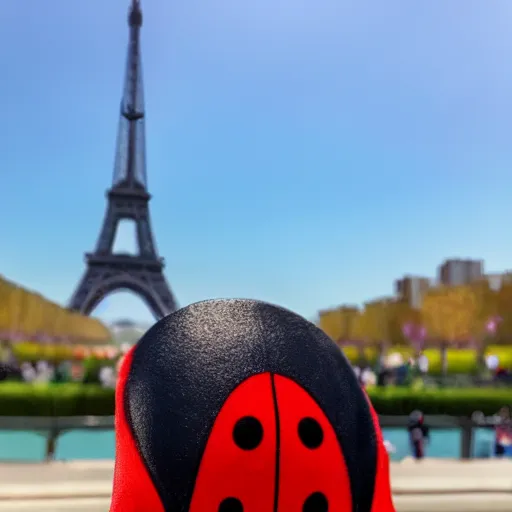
[319,281,512,347]
[0,276,111,343]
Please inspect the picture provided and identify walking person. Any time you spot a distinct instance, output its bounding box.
[408,410,430,460]
[495,406,512,457]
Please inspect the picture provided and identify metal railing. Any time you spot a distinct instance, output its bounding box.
[0,416,115,461]
[379,414,497,460]
[0,414,499,461]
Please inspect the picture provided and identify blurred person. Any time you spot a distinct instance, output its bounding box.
[99,366,116,388]
[395,362,409,386]
[361,367,376,387]
[495,405,512,457]
[36,360,48,374]
[386,352,404,369]
[377,352,386,371]
[386,352,406,386]
[486,354,499,372]
[417,352,429,374]
[376,354,390,387]
[408,410,430,460]
[0,361,21,381]
[376,368,389,387]
[20,362,36,382]
[53,361,72,383]
[494,367,511,383]
[34,360,54,383]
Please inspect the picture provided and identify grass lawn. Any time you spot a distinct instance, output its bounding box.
[341,345,512,374]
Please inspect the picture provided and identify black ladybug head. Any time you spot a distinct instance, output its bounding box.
[110,299,394,512]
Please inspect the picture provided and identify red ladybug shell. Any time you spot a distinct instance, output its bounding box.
[110,299,395,512]
[190,373,352,511]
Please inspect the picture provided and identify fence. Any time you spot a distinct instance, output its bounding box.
[0,414,500,461]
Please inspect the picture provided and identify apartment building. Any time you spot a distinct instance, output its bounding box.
[438,259,484,286]
[394,276,430,309]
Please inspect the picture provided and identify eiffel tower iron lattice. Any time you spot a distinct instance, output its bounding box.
[68,0,178,320]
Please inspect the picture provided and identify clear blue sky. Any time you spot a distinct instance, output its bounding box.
[1,0,512,324]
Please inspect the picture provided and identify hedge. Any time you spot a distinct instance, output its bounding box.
[0,383,114,416]
[0,383,510,417]
[342,345,512,375]
[367,387,512,416]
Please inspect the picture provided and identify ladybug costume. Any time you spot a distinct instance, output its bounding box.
[110,299,395,512]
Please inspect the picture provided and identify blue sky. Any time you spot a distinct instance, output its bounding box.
[2,0,512,324]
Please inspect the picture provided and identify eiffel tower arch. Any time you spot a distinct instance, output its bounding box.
[70,270,173,320]
[68,0,178,320]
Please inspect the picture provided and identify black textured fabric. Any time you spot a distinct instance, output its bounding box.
[125,299,377,512]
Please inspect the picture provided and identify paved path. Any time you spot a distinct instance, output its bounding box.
[0,461,114,486]
[0,498,109,512]
[0,495,509,512]
[1,458,509,497]
[0,459,509,511]
[391,458,512,494]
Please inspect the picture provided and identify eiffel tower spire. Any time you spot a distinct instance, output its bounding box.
[68,0,178,319]
[113,0,146,189]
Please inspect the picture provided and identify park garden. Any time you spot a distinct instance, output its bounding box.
[0,275,511,418]
[320,280,512,374]
[318,281,512,415]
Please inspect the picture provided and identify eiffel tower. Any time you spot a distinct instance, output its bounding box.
[68,0,178,319]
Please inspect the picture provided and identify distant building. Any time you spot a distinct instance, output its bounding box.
[485,272,512,291]
[394,276,430,309]
[438,259,484,286]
